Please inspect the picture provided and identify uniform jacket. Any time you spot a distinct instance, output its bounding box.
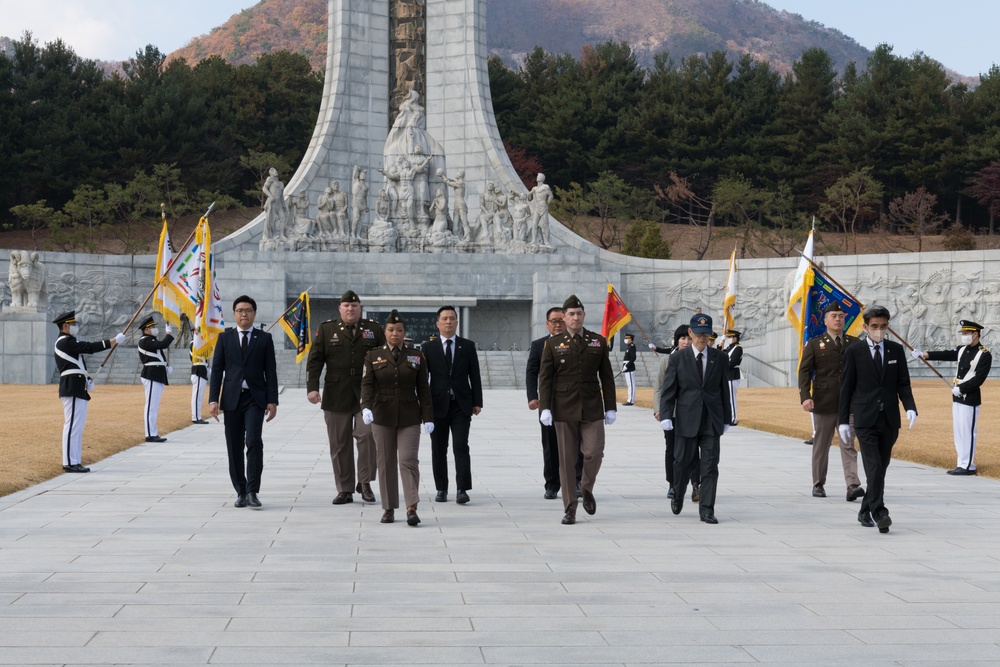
[839,338,917,429]
[525,335,550,402]
[926,344,992,407]
[797,332,859,414]
[658,345,733,438]
[306,317,385,413]
[422,335,483,418]
[725,343,743,381]
[54,333,113,400]
[360,344,434,428]
[538,327,616,422]
[138,333,175,384]
[209,327,279,411]
[622,342,637,372]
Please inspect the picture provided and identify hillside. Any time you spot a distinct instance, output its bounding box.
[167,0,877,75]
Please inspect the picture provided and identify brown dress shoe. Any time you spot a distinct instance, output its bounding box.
[381,509,394,523]
[332,492,353,505]
[561,509,576,525]
[358,483,376,503]
[812,484,826,498]
[691,485,700,502]
[406,506,420,526]
[582,489,596,515]
[846,484,865,501]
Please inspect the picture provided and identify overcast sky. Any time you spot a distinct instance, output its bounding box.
[3,0,998,77]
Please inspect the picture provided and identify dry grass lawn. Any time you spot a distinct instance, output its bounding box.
[620,380,999,479]
[2,381,996,497]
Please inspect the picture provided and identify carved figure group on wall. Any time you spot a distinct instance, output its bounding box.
[4,250,47,312]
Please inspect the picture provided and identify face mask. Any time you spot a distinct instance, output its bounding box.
[725,337,734,345]
[866,329,884,344]
[69,325,79,336]
[959,334,973,346]
[150,327,160,337]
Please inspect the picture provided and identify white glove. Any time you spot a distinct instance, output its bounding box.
[115,332,126,345]
[166,365,173,375]
[724,423,730,434]
[361,408,373,425]
[660,418,673,431]
[539,409,553,426]
[86,378,95,391]
[622,363,628,373]
[604,410,616,425]
[165,324,172,335]
[952,386,963,397]
[422,422,434,434]
[907,410,917,429]
[838,424,852,443]
[911,348,923,360]
[648,343,656,350]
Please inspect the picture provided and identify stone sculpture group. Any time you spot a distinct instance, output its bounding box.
[259,90,555,254]
[4,250,47,312]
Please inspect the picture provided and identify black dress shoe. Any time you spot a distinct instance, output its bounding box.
[192,419,209,424]
[947,467,977,476]
[234,495,247,508]
[671,490,683,515]
[63,464,90,473]
[623,402,634,406]
[435,490,448,502]
[846,484,865,501]
[358,483,376,503]
[561,510,576,525]
[456,490,470,505]
[331,492,353,505]
[812,484,826,498]
[858,512,875,528]
[544,489,558,500]
[667,487,674,499]
[804,438,814,445]
[876,514,892,533]
[582,489,596,515]
[381,509,394,523]
[691,485,700,502]
[700,513,718,524]
[406,507,420,526]
[576,485,582,498]
[145,436,167,443]
[247,492,262,509]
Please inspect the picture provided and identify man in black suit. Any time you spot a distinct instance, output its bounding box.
[526,306,582,500]
[659,313,733,524]
[423,305,483,504]
[209,295,279,509]
[839,305,917,534]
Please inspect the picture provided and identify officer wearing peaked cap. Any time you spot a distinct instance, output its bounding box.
[137,314,174,443]
[913,319,992,475]
[537,294,617,525]
[53,311,126,472]
[307,289,386,504]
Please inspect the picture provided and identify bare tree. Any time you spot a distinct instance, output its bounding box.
[818,167,883,253]
[654,172,715,260]
[885,186,950,252]
[969,160,1000,236]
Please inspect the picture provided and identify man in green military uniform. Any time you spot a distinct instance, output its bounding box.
[538,294,617,525]
[307,290,386,504]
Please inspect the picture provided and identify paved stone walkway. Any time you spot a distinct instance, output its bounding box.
[2,389,1000,665]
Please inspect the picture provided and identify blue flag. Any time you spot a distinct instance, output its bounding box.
[802,267,864,347]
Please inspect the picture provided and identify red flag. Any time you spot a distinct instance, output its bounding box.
[601,284,632,343]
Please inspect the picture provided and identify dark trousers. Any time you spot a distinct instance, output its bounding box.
[664,430,700,486]
[673,412,720,514]
[432,400,472,492]
[857,412,898,521]
[224,390,265,495]
[542,423,581,492]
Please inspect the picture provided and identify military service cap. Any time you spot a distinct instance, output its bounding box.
[823,301,845,314]
[384,309,405,326]
[138,315,156,330]
[52,310,76,326]
[340,290,361,303]
[726,329,742,337]
[960,319,984,332]
[562,294,584,310]
[624,333,634,341]
[689,313,713,334]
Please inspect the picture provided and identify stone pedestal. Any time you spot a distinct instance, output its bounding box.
[0,310,56,384]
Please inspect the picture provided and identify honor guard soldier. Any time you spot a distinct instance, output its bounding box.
[621,333,637,405]
[723,329,743,423]
[190,340,210,424]
[538,294,617,525]
[307,289,386,504]
[53,311,126,472]
[913,319,992,475]
[137,314,174,442]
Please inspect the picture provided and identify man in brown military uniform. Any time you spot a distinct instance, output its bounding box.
[307,290,386,504]
[798,301,864,501]
[538,295,617,525]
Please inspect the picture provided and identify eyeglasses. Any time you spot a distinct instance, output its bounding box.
[235,308,254,314]
[547,319,565,324]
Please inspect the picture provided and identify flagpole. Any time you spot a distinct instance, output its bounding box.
[266,286,313,333]
[800,253,951,387]
[94,202,215,375]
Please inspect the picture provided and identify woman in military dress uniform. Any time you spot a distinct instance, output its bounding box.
[360,311,434,526]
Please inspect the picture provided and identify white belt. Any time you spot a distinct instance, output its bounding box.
[60,369,87,377]
[192,362,207,368]
[143,361,167,367]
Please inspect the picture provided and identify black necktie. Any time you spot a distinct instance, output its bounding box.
[696,352,704,383]
[874,345,882,377]
[346,324,356,339]
[835,336,843,354]
[241,330,249,354]
[445,339,453,374]
[392,347,400,361]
